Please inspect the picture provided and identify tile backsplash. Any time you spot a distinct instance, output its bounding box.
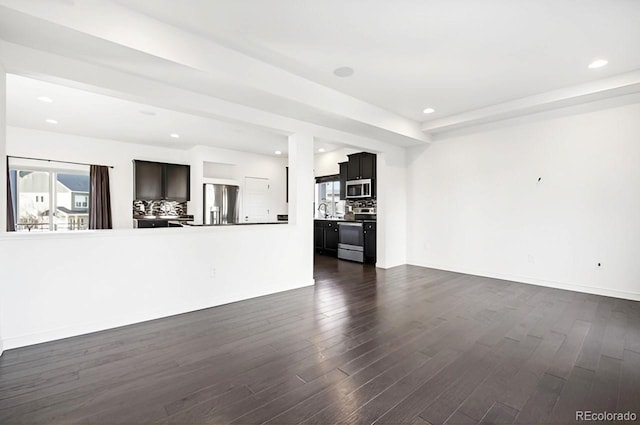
[133,200,188,217]
[346,198,377,209]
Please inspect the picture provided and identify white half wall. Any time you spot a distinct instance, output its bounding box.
[407,101,640,300]
[0,224,314,350]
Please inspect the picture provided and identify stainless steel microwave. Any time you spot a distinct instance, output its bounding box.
[346,179,372,199]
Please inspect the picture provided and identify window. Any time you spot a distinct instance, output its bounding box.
[315,180,345,219]
[8,159,90,232]
[73,193,89,209]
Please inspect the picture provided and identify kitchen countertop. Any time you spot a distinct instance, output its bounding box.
[314,218,376,222]
[183,221,287,227]
[134,216,194,221]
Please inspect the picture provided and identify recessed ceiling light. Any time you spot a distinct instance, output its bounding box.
[274,150,282,155]
[37,96,53,103]
[170,133,180,139]
[333,66,354,77]
[318,148,326,153]
[423,108,435,114]
[588,59,608,69]
[45,119,58,124]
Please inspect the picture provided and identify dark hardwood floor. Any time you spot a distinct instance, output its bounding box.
[1,254,639,424]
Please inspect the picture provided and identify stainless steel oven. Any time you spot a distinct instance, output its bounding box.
[346,179,372,199]
[338,222,364,263]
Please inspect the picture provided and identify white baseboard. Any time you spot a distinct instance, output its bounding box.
[407,261,640,302]
[0,280,314,353]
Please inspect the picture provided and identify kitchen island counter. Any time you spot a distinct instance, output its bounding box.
[183,221,287,227]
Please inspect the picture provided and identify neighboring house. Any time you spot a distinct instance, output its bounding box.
[15,171,89,231]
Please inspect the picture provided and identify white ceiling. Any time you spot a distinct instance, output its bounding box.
[6,74,284,153]
[118,0,640,122]
[0,0,639,149]
[5,74,343,156]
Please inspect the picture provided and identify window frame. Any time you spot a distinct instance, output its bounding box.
[9,159,91,232]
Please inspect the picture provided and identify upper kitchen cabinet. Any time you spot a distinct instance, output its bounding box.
[347,152,376,180]
[165,163,191,202]
[134,160,163,200]
[339,161,348,199]
[134,160,191,201]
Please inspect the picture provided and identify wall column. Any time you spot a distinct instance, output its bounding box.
[376,147,408,269]
[188,146,204,225]
[288,133,315,284]
[0,65,6,355]
[0,66,6,233]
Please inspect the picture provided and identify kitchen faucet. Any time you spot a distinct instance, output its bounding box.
[317,202,329,218]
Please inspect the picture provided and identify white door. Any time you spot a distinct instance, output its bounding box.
[243,177,270,222]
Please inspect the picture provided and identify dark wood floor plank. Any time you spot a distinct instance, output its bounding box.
[454,335,542,422]
[229,368,348,425]
[418,338,520,425]
[497,330,565,411]
[617,349,640,413]
[548,366,595,424]
[265,350,430,424]
[574,298,614,371]
[0,254,637,425]
[600,310,627,360]
[586,354,621,414]
[546,319,591,380]
[514,372,565,424]
[336,348,461,425]
[478,401,519,425]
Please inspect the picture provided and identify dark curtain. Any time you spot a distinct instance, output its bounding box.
[89,165,113,230]
[6,160,15,231]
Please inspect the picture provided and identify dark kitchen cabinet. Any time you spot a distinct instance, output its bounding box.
[362,154,376,179]
[339,162,348,199]
[134,161,163,200]
[347,152,376,180]
[165,164,190,202]
[324,221,339,252]
[364,222,376,263]
[314,221,323,249]
[134,160,191,201]
[136,219,169,228]
[314,220,339,256]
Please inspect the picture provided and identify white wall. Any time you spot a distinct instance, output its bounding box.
[189,145,288,224]
[0,224,313,350]
[313,147,359,177]
[6,127,189,229]
[407,101,640,300]
[376,148,407,269]
[0,68,6,355]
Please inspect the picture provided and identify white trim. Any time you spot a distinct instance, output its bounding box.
[407,261,640,302]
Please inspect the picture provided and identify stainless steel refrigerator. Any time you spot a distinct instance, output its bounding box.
[203,184,240,225]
